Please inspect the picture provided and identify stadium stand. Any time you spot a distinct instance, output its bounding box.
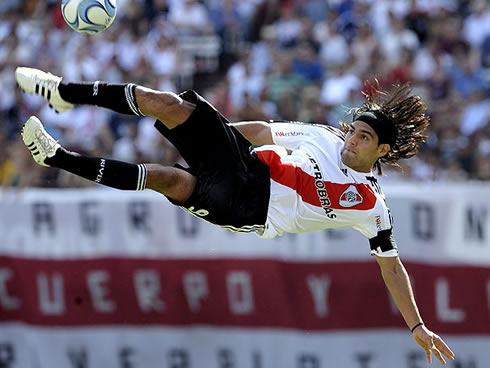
[1,0,489,188]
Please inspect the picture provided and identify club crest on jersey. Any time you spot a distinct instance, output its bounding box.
[339,185,364,208]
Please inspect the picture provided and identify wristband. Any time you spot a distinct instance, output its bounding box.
[410,322,424,333]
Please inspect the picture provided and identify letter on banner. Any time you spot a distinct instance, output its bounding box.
[177,208,199,238]
[435,278,465,322]
[0,268,21,310]
[412,203,434,240]
[134,270,165,312]
[33,202,55,234]
[252,351,262,368]
[37,272,65,315]
[119,347,136,368]
[183,271,208,312]
[307,274,330,317]
[227,271,254,315]
[217,349,235,368]
[168,349,190,368]
[129,202,151,232]
[67,347,88,368]
[355,353,374,368]
[406,351,425,368]
[0,343,14,368]
[298,354,320,368]
[87,270,115,313]
[80,202,100,236]
[464,206,487,242]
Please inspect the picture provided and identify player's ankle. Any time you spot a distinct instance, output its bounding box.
[44,146,66,167]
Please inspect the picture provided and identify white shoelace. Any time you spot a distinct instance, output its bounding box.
[35,129,57,153]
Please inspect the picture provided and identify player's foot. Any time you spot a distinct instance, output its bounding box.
[15,67,74,113]
[21,116,61,167]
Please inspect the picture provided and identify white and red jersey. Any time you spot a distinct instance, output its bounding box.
[254,121,398,257]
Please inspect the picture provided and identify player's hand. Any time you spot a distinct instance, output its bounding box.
[412,325,455,364]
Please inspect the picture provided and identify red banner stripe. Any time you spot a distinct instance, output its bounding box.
[0,256,488,334]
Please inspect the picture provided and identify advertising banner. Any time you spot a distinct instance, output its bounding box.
[0,184,489,368]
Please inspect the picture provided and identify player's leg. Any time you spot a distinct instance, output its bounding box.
[57,82,194,128]
[21,116,195,201]
[15,67,194,129]
[145,163,195,201]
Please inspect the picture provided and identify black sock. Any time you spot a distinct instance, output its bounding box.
[46,148,147,190]
[58,81,145,116]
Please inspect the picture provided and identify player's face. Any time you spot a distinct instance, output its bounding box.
[341,121,390,172]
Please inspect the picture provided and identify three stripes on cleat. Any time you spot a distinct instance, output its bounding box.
[26,141,40,156]
[20,81,56,112]
[34,84,51,100]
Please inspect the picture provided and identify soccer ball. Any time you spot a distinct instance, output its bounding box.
[61,0,117,34]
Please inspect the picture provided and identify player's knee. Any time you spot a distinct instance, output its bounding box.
[136,87,174,106]
[146,164,195,201]
[146,164,177,187]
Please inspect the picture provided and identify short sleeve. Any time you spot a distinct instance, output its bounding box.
[270,121,343,150]
[369,228,399,257]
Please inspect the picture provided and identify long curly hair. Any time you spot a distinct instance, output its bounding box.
[339,81,430,175]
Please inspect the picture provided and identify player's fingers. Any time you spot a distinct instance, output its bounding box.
[435,337,455,360]
[425,348,433,364]
[432,346,447,365]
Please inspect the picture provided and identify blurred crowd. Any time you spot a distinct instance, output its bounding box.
[1,0,490,189]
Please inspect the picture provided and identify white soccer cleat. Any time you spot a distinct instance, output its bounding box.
[15,67,74,113]
[21,116,61,167]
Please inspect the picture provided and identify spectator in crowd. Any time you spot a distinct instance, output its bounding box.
[447,44,487,98]
[0,129,16,187]
[462,0,490,49]
[292,41,324,83]
[315,13,350,69]
[267,53,305,104]
[320,62,361,106]
[227,51,265,111]
[168,0,214,35]
[271,3,303,48]
[2,0,490,187]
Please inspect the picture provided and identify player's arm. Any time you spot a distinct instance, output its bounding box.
[376,256,455,365]
[231,121,273,146]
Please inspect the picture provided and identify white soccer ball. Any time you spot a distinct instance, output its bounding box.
[61,0,117,34]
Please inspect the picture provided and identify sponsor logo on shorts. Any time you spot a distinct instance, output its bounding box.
[339,185,364,208]
[375,215,382,231]
[187,207,209,217]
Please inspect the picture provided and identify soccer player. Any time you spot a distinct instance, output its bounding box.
[15,67,455,364]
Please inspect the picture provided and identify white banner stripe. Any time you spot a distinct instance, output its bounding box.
[1,323,487,368]
[0,184,489,263]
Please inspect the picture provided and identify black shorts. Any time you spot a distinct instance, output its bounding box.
[153,90,270,232]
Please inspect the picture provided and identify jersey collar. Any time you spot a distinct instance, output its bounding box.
[339,160,375,182]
